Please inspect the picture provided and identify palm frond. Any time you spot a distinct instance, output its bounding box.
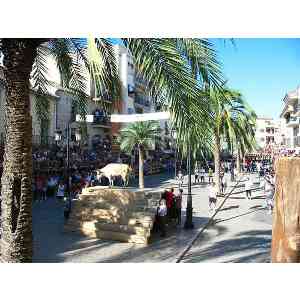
[174,38,224,88]
[93,38,121,100]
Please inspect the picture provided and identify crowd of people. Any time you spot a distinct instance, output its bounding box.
[174,156,276,218]
[30,136,116,202]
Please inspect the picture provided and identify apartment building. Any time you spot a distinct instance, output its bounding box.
[255,117,281,149]
[279,86,300,149]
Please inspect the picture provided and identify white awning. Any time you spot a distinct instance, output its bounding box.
[110,111,170,123]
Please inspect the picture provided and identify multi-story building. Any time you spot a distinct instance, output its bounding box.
[0,43,158,149]
[279,86,300,149]
[85,44,155,145]
[255,117,281,149]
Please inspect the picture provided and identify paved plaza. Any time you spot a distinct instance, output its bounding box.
[32,172,272,263]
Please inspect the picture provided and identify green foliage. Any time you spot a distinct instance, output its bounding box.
[123,38,223,144]
[209,86,257,154]
[118,121,160,154]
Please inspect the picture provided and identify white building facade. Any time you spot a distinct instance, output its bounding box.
[255,117,282,149]
[279,86,300,150]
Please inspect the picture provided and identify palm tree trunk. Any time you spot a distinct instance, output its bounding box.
[214,132,221,194]
[0,39,39,262]
[138,146,144,189]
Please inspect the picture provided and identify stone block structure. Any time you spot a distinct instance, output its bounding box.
[64,186,161,244]
[271,157,300,262]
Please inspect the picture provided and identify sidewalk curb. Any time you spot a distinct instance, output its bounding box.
[175,176,244,263]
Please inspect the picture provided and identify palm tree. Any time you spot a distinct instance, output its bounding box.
[208,87,256,193]
[231,114,257,174]
[0,38,223,262]
[119,121,160,189]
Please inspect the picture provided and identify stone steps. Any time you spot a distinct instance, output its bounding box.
[65,186,160,245]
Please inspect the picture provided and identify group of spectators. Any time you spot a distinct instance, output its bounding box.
[154,188,183,237]
[30,136,117,202]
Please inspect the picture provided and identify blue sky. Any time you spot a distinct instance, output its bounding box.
[213,38,300,119]
[112,38,300,119]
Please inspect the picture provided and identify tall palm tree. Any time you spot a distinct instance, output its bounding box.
[0,38,223,262]
[208,87,256,193]
[119,121,160,189]
[230,113,257,174]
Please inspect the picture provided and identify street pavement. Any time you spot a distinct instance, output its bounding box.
[32,172,272,263]
[181,173,272,263]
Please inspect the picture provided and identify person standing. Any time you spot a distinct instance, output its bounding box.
[221,175,227,194]
[264,175,275,214]
[194,164,200,184]
[166,188,175,221]
[208,182,217,212]
[244,177,252,201]
[56,181,65,202]
[200,166,205,183]
[177,170,184,188]
[175,189,183,225]
[157,199,167,237]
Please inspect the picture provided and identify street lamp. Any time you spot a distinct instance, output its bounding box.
[171,129,177,180]
[184,138,194,229]
[55,123,82,212]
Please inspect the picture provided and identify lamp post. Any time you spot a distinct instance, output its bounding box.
[184,136,194,229]
[171,129,177,180]
[55,123,81,211]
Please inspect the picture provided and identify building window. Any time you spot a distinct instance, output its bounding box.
[261,138,265,142]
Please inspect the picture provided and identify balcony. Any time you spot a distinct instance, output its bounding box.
[287,116,300,127]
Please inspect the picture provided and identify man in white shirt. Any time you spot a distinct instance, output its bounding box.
[177,170,184,188]
[244,177,253,200]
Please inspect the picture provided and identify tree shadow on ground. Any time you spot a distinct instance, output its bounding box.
[32,197,213,262]
[32,199,117,262]
[95,215,223,263]
[214,207,265,224]
[219,205,239,212]
[181,228,271,263]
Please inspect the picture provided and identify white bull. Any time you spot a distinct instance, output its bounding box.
[96,163,133,187]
